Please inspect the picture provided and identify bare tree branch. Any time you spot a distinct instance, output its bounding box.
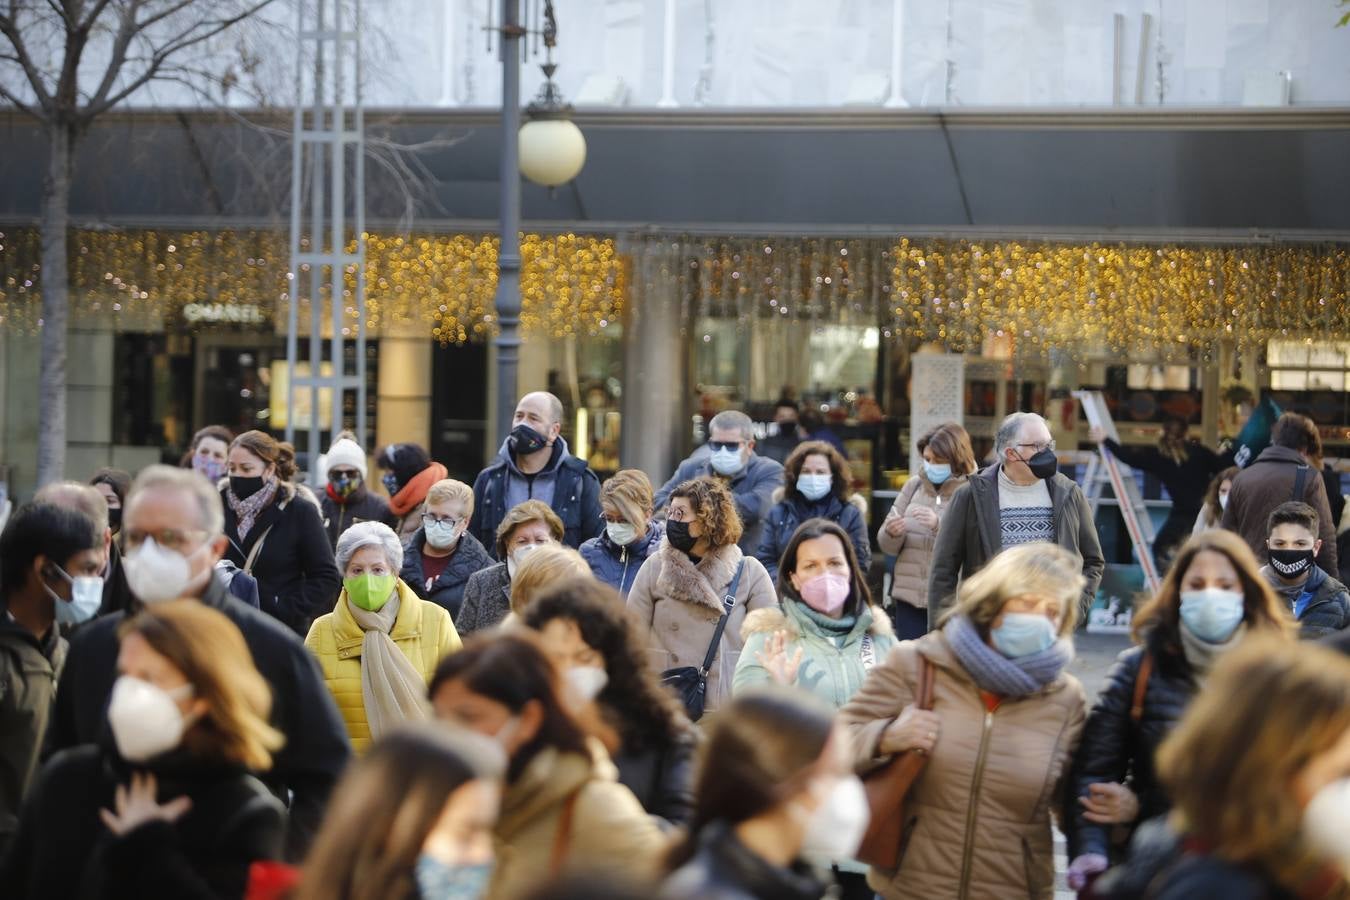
[0,77,41,119]
[82,1,139,112]
[0,10,55,109]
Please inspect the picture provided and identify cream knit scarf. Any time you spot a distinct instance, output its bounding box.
[345,592,430,738]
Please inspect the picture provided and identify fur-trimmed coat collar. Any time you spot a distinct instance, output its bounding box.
[653,540,744,612]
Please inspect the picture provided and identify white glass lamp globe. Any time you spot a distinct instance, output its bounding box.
[518,117,587,187]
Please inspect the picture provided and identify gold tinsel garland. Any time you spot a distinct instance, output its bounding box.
[1,227,1347,355]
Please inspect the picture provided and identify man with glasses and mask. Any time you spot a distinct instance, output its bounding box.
[44,465,351,859]
[928,411,1103,628]
[0,503,104,855]
[469,391,603,556]
[654,409,785,555]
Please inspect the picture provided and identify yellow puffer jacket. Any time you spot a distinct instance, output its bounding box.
[305,578,461,753]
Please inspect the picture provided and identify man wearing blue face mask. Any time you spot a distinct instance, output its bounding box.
[0,502,105,855]
[928,411,1104,629]
[654,410,785,556]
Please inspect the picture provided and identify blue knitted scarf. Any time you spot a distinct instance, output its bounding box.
[943,614,1073,697]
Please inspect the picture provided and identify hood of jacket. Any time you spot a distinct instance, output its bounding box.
[654,540,745,612]
[497,746,595,838]
[1252,444,1312,468]
[742,598,894,643]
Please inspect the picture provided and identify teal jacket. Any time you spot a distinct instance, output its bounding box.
[733,596,896,707]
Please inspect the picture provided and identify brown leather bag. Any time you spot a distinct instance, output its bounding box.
[856,656,936,870]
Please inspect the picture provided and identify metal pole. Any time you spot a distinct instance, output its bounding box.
[494,0,522,446]
[657,0,677,108]
[884,0,906,108]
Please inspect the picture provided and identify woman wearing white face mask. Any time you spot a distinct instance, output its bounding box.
[295,725,505,900]
[838,542,1089,900]
[458,501,563,635]
[2,601,285,898]
[1064,529,1296,890]
[401,479,494,621]
[661,687,867,900]
[428,632,665,900]
[755,442,871,585]
[580,470,665,599]
[305,521,461,755]
[524,577,699,826]
[1192,466,1238,536]
[1091,636,1350,899]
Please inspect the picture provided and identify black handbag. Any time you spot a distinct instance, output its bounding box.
[660,560,745,722]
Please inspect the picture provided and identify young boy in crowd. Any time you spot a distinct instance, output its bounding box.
[1261,501,1350,639]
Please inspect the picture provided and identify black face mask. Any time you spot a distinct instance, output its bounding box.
[107,508,122,533]
[666,520,698,554]
[230,475,265,499]
[508,423,550,457]
[1268,547,1315,579]
[1020,448,1058,481]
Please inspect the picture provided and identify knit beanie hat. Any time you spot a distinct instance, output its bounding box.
[325,438,368,478]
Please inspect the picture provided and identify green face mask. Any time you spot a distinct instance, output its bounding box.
[344,573,397,612]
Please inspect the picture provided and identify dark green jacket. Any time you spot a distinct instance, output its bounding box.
[0,615,65,854]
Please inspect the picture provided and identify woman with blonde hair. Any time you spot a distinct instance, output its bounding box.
[306,521,461,754]
[3,601,286,897]
[401,478,494,619]
[458,500,564,635]
[627,477,777,720]
[1066,530,1296,889]
[1094,637,1350,898]
[839,542,1088,899]
[507,544,592,621]
[581,469,665,598]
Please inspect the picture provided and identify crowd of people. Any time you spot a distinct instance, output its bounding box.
[0,394,1347,900]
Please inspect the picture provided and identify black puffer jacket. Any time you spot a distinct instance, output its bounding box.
[1095,818,1300,900]
[612,727,698,827]
[400,528,494,621]
[660,821,828,900]
[1069,637,1197,860]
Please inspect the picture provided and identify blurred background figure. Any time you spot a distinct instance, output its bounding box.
[182,425,233,485]
[2,601,285,897]
[1191,466,1238,535]
[318,433,394,551]
[1093,637,1350,899]
[294,725,505,900]
[503,544,591,626]
[377,443,448,541]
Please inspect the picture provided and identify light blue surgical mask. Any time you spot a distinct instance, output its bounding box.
[423,519,460,550]
[990,612,1057,658]
[605,520,638,547]
[44,563,104,627]
[710,447,745,476]
[1179,588,1245,643]
[414,854,493,900]
[797,473,832,501]
[924,461,952,485]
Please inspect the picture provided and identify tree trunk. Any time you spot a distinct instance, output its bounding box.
[36,122,74,488]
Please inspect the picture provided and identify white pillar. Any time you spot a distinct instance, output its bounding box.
[439,0,457,105]
[884,0,908,108]
[657,0,678,108]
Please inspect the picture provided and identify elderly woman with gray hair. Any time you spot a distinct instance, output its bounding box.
[305,521,462,753]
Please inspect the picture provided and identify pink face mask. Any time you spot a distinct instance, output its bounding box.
[797,572,851,615]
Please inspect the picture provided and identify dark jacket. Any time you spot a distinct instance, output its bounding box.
[469,437,602,557]
[96,542,135,618]
[400,528,494,621]
[1069,639,1197,861]
[319,484,395,549]
[1324,625,1350,656]
[0,618,65,854]
[1222,445,1338,575]
[612,727,698,827]
[1259,564,1350,639]
[1095,818,1298,900]
[44,575,350,859]
[455,561,512,635]
[579,522,665,598]
[222,484,342,637]
[1103,438,1231,517]
[661,821,828,900]
[927,464,1106,627]
[654,452,786,557]
[754,492,871,583]
[1,743,284,900]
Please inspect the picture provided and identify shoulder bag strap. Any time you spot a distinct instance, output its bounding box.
[916,656,936,710]
[549,787,582,875]
[1130,652,1153,725]
[1292,465,1311,502]
[699,560,746,675]
[242,524,275,576]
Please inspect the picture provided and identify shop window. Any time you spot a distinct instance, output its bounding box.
[1268,340,1350,392]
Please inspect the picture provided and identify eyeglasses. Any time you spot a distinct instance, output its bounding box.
[1015,440,1056,454]
[124,528,210,553]
[422,514,462,528]
[708,440,743,452]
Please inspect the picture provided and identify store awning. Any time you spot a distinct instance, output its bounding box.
[1,107,1349,236]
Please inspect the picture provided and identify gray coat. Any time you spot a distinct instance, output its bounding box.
[455,561,512,635]
[927,464,1105,627]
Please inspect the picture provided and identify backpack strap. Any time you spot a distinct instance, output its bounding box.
[1291,465,1311,502]
[1130,652,1153,725]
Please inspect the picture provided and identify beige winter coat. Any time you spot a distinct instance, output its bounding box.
[839,631,1087,900]
[877,474,969,609]
[625,540,777,715]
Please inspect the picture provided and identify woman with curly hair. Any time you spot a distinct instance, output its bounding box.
[755,441,871,583]
[524,576,699,825]
[626,477,777,719]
